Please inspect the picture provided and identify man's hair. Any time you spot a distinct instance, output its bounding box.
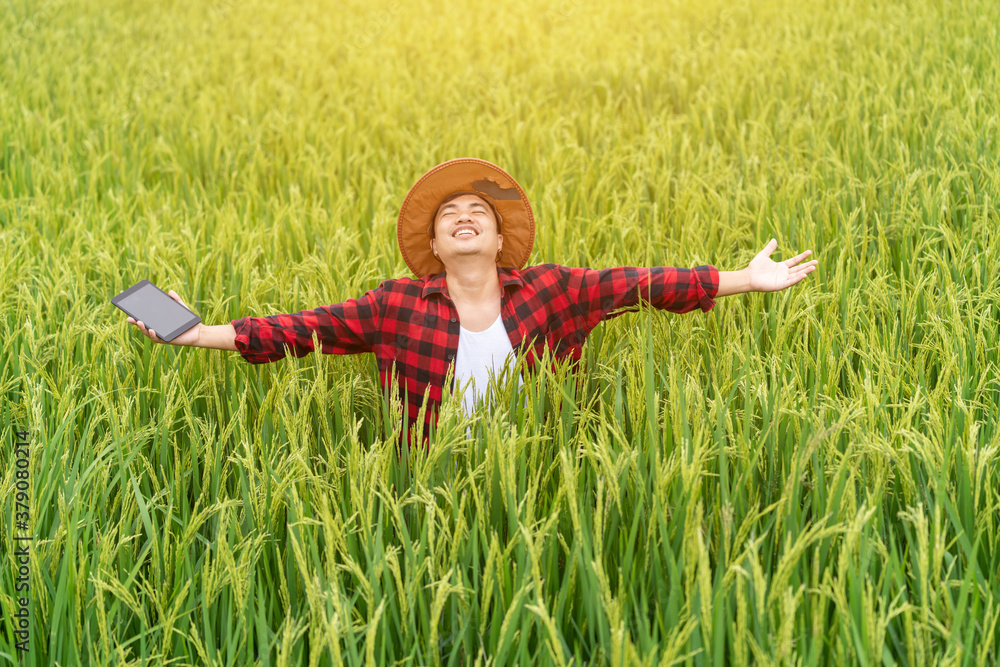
[427,191,502,239]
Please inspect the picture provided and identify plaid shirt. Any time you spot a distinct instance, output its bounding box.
[231,263,719,443]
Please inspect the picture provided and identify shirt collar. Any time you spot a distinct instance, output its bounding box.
[420,265,524,301]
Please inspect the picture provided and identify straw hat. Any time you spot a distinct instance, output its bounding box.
[397,158,535,278]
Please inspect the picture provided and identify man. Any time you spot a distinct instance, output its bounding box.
[126,158,818,445]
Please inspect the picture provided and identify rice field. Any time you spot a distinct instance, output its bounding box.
[2,0,1000,663]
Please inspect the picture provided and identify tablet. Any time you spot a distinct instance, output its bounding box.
[111,280,201,342]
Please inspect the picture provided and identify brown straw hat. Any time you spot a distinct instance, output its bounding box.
[397,158,535,278]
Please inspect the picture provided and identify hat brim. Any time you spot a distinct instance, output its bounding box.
[397,158,535,278]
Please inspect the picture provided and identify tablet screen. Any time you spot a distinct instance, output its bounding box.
[114,282,199,339]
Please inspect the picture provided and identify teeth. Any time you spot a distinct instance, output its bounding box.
[455,229,476,237]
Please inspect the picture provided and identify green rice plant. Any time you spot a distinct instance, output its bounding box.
[3,0,1000,663]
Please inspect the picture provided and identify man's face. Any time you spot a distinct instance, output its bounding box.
[429,193,503,268]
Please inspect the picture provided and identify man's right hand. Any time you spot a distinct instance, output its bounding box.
[126,289,203,347]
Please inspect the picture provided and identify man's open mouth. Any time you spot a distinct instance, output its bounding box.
[453,226,478,238]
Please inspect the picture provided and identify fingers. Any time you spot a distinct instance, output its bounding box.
[783,249,813,268]
[756,240,818,270]
[144,323,162,342]
[784,264,817,287]
[129,318,163,343]
[127,286,186,344]
[168,289,188,309]
[756,238,779,259]
[789,259,819,274]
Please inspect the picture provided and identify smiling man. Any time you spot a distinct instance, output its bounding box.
[126,158,818,445]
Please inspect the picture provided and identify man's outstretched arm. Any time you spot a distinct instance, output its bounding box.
[716,239,817,297]
[558,237,816,330]
[129,314,237,350]
[126,287,382,362]
[126,290,234,349]
[197,323,238,350]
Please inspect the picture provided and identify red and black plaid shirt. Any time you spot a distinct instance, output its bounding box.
[231,263,719,443]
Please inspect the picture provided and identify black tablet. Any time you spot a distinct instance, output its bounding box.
[111,280,201,342]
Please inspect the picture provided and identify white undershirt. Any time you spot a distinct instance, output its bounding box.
[453,314,522,417]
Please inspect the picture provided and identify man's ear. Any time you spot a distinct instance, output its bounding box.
[497,234,503,253]
[430,239,437,258]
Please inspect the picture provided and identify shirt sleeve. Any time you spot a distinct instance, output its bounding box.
[230,285,382,363]
[561,264,719,331]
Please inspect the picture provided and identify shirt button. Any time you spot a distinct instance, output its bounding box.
[450,317,457,323]
[447,354,454,361]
